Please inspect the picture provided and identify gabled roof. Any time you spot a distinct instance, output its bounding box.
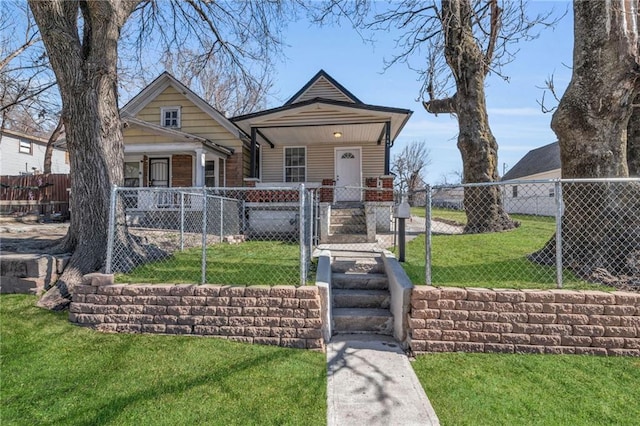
[120,72,247,140]
[285,69,362,105]
[232,97,412,147]
[502,141,560,180]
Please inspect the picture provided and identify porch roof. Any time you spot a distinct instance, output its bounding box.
[122,116,234,157]
[231,98,412,147]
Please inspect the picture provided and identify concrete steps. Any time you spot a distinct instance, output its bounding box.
[333,308,393,334]
[332,272,388,290]
[0,253,69,295]
[331,253,392,335]
[329,207,366,240]
[333,289,390,309]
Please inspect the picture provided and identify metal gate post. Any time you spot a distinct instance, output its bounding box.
[299,184,306,286]
[220,198,224,242]
[180,192,185,251]
[201,188,208,285]
[554,180,564,288]
[105,185,118,274]
[425,186,432,285]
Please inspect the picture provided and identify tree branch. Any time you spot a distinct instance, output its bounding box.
[423,94,457,115]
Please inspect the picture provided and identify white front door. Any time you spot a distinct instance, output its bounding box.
[335,147,361,202]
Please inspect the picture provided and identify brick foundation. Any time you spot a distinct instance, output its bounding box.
[320,179,334,202]
[410,287,640,356]
[70,279,324,351]
[365,176,393,202]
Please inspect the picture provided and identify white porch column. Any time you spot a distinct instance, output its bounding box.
[194,148,205,186]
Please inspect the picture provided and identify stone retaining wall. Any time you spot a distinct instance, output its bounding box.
[410,287,640,356]
[70,277,324,351]
[0,253,69,295]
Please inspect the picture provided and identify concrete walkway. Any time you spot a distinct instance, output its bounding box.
[327,334,440,426]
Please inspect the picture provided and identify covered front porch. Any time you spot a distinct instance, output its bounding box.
[122,117,234,209]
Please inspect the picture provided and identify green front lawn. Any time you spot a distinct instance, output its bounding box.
[117,240,301,285]
[0,295,326,426]
[413,353,640,425]
[404,208,601,290]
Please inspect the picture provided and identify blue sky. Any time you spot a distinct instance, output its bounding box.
[268,1,573,184]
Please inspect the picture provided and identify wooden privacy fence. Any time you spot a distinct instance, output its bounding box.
[0,174,71,219]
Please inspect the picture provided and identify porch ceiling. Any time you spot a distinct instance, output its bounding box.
[232,99,412,146]
[256,122,386,145]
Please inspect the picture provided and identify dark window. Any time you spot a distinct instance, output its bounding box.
[205,160,216,187]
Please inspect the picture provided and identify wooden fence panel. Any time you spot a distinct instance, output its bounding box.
[0,174,71,218]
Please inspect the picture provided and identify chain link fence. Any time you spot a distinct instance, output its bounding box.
[106,186,313,286]
[413,178,640,289]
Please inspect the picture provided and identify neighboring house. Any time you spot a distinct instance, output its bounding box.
[502,141,561,216]
[0,128,70,175]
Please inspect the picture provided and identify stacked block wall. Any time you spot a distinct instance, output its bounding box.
[410,287,640,356]
[70,283,324,351]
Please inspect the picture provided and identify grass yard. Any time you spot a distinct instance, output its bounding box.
[117,240,301,285]
[413,352,640,425]
[404,207,603,290]
[0,295,326,426]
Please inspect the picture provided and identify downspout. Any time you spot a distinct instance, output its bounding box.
[384,121,391,175]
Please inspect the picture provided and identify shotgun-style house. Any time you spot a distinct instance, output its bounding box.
[121,70,413,242]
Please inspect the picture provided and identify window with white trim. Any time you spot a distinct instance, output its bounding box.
[284,147,306,183]
[161,106,181,128]
[19,139,32,155]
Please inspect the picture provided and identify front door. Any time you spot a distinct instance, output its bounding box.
[149,158,171,207]
[335,148,361,202]
[149,158,169,187]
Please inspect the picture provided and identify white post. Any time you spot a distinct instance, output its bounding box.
[195,149,205,186]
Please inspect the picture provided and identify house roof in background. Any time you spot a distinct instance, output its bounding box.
[0,128,48,144]
[120,72,247,141]
[502,141,560,180]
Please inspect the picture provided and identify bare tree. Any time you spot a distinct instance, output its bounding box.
[530,0,640,284]
[160,48,274,117]
[313,0,557,233]
[27,0,292,310]
[391,141,431,205]
[0,2,58,134]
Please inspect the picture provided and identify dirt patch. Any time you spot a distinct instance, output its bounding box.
[0,223,69,254]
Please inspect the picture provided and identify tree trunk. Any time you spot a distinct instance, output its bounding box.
[441,0,516,234]
[43,116,63,174]
[28,1,140,309]
[533,0,640,284]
